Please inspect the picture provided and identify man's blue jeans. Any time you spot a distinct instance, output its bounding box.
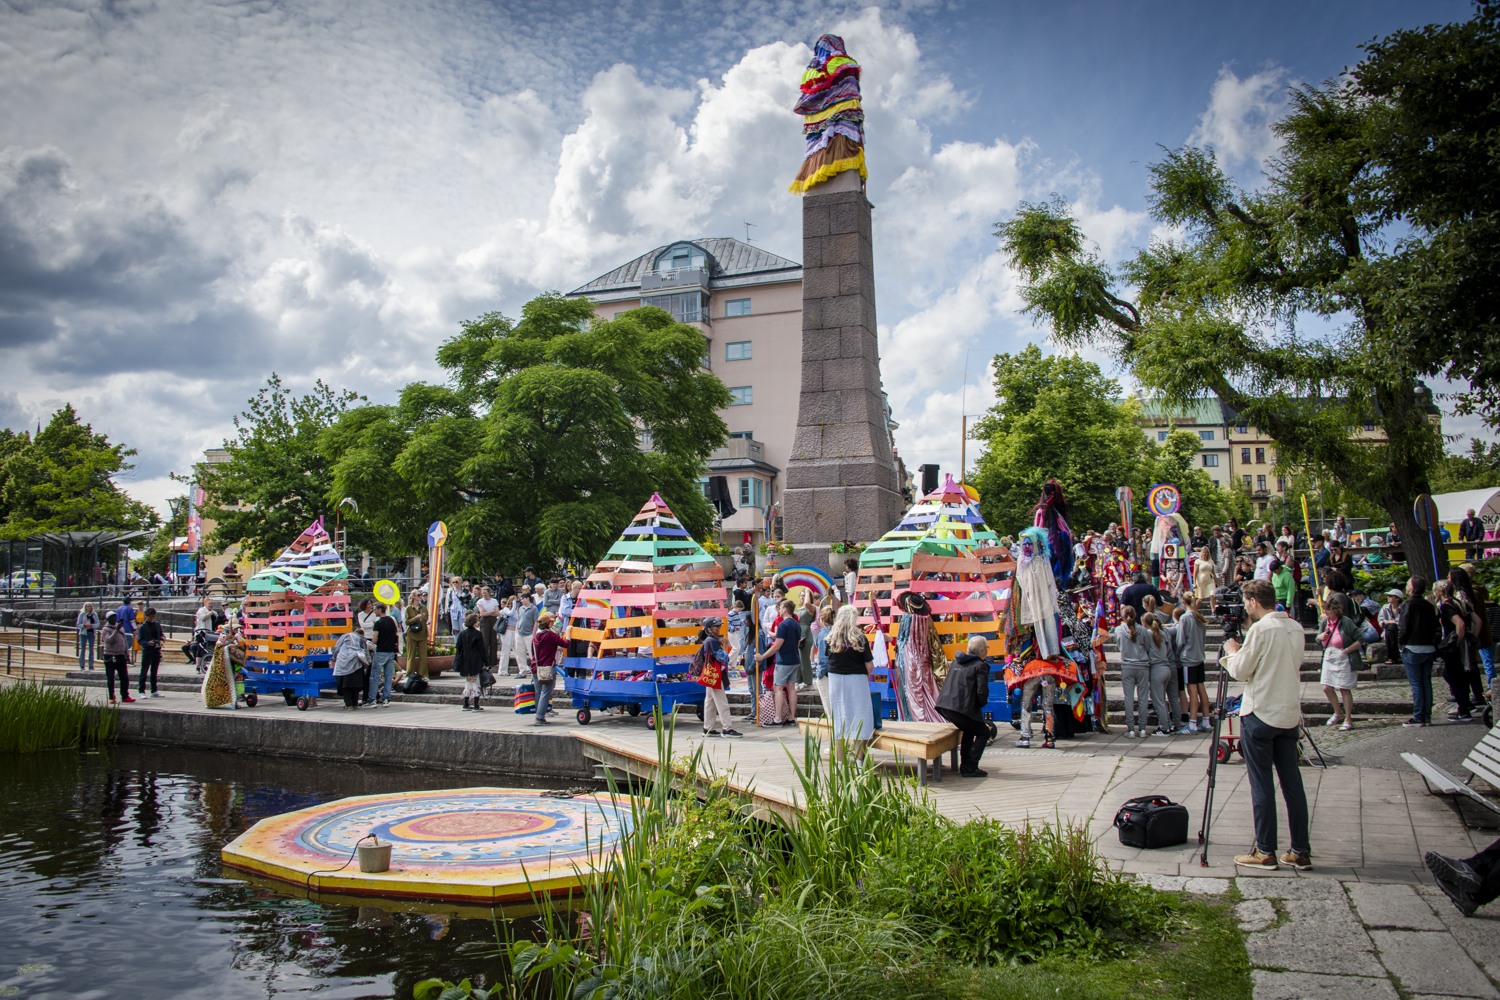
[1239,713,1310,856]
[1401,648,1436,724]
[368,651,396,704]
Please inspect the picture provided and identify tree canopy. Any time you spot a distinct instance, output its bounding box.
[994,5,1495,582]
[970,346,1240,534]
[325,294,730,574]
[0,405,158,539]
[196,375,363,561]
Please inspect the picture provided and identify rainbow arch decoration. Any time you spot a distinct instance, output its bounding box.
[564,493,728,664]
[241,519,352,666]
[853,475,1014,659]
[778,565,833,597]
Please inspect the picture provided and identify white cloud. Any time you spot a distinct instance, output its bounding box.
[1189,66,1290,172]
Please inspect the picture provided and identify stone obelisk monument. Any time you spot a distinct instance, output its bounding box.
[782,34,904,544]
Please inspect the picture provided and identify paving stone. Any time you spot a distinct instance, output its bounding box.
[1345,881,1445,930]
[1236,898,1276,932]
[1245,900,1383,977]
[1251,971,1398,1000]
[1368,930,1498,998]
[1134,873,1230,895]
[1236,875,1347,900]
[1417,889,1500,984]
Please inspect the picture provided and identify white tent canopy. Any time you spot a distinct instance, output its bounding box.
[1432,487,1500,533]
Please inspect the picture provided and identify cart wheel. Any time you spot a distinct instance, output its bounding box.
[577,708,591,726]
[283,690,297,706]
[296,696,309,712]
[244,691,258,708]
[625,704,641,717]
[645,709,658,731]
[1215,740,1232,764]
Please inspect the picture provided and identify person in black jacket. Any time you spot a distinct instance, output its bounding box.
[1398,576,1440,727]
[454,612,487,713]
[136,607,165,698]
[936,636,993,777]
[1426,840,1500,917]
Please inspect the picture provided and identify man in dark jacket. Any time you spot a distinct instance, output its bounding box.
[136,607,165,698]
[1119,573,1162,621]
[1398,576,1440,727]
[1460,509,1485,561]
[936,636,993,777]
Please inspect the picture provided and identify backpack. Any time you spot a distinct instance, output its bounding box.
[688,644,709,679]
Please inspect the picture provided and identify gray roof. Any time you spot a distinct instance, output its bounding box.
[568,237,801,296]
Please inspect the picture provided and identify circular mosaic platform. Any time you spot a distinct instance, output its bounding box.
[222,788,636,903]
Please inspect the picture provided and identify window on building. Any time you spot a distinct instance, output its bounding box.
[724,298,751,317]
[728,430,754,440]
[637,427,654,451]
[727,386,752,406]
[1235,425,1248,434]
[697,477,711,499]
[1241,447,1251,464]
[1157,430,1169,441]
[1255,447,1265,464]
[1256,474,1267,492]
[1257,502,1268,515]
[1362,422,1375,432]
[725,340,752,361]
[1203,454,1219,468]
[1199,430,1215,441]
[657,243,704,273]
[1242,474,1252,488]
[641,291,707,323]
[1276,476,1286,492]
[738,477,765,508]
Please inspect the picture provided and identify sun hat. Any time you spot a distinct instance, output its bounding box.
[1385,588,1404,598]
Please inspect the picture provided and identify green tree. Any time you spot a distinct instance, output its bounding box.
[970,346,1146,533]
[326,295,731,574]
[0,405,157,537]
[197,375,363,560]
[994,6,1493,582]
[1352,2,1500,423]
[1431,439,1500,495]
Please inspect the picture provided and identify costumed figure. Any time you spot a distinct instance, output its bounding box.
[1155,519,1189,598]
[889,591,944,722]
[1003,527,1079,748]
[1096,546,1131,627]
[201,626,237,709]
[1032,480,1075,593]
[789,35,867,194]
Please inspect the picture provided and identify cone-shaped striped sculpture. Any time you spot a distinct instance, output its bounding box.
[241,518,352,667]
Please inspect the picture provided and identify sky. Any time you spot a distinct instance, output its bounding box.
[0,0,1484,520]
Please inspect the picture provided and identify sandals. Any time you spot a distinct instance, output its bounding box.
[1339,721,1353,731]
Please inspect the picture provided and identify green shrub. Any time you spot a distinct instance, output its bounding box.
[863,811,1171,964]
[0,682,117,753]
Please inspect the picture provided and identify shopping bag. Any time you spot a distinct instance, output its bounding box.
[513,681,536,714]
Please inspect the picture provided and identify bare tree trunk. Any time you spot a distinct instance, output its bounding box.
[1386,503,1446,586]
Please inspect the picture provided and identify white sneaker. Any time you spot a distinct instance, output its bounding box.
[1186,721,1197,733]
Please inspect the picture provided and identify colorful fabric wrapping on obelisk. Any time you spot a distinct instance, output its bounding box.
[790,34,867,194]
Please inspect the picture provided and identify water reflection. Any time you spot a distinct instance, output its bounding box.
[0,746,582,999]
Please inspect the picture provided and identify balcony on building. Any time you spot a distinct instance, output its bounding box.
[708,437,772,470]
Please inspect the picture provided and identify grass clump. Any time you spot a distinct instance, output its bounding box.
[0,681,117,753]
[431,729,1247,1000]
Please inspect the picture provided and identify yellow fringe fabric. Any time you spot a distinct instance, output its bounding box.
[788,148,867,194]
[800,98,861,125]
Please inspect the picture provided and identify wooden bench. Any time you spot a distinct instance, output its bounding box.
[798,718,961,785]
[1402,724,1500,828]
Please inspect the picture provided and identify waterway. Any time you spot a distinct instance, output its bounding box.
[0,745,589,999]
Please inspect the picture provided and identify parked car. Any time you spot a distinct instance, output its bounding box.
[2,570,58,595]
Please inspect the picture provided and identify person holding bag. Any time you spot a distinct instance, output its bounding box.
[696,618,741,737]
[530,612,567,726]
[1318,593,1362,731]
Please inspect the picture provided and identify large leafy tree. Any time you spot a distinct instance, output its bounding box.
[970,346,1146,533]
[1353,1,1500,423]
[326,295,730,574]
[197,375,363,560]
[994,7,1494,582]
[0,405,158,537]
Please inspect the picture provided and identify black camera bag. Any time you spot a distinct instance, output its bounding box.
[1114,795,1189,849]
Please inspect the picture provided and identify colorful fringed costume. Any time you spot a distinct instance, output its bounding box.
[789,34,868,194]
[1033,479,1074,591]
[1004,527,1075,747]
[889,592,945,722]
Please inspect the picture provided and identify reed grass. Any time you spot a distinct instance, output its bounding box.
[472,721,1192,1000]
[0,681,117,753]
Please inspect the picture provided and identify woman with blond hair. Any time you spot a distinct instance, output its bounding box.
[824,605,874,760]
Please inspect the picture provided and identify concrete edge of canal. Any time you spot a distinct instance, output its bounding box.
[114,707,598,781]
